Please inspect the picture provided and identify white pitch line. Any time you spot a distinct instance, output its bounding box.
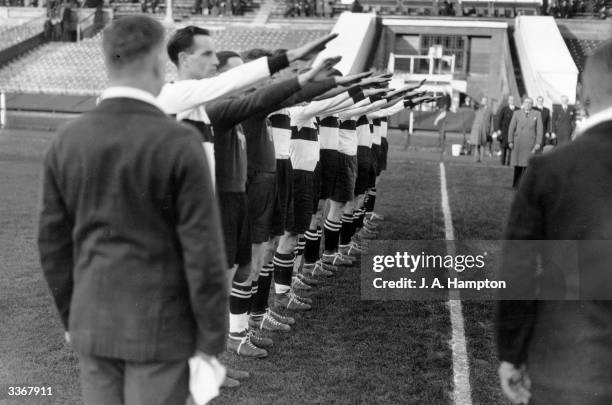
[439,161,472,405]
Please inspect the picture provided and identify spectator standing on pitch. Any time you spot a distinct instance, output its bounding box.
[496,40,612,405]
[38,16,228,405]
[551,95,576,146]
[533,96,551,150]
[508,96,542,189]
[434,91,451,152]
[494,94,519,165]
[469,95,494,162]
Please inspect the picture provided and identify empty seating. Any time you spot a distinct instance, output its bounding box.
[564,38,602,73]
[0,17,45,51]
[0,27,328,95]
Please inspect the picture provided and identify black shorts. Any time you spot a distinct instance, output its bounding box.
[319,149,339,200]
[246,170,276,244]
[218,192,252,268]
[371,144,381,181]
[290,169,315,234]
[331,153,357,203]
[379,137,388,172]
[355,146,372,196]
[271,159,294,237]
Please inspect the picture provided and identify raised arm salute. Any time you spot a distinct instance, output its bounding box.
[158,30,339,114]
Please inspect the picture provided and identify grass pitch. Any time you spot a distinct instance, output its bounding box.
[0,127,512,404]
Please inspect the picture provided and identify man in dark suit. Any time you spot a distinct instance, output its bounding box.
[497,41,612,405]
[551,95,576,145]
[38,16,228,404]
[533,95,551,150]
[494,94,519,165]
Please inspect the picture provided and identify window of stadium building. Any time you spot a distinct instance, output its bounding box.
[420,35,465,72]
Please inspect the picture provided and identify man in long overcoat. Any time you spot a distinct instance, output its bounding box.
[470,95,494,162]
[508,96,543,188]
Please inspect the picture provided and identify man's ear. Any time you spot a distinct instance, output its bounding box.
[178,51,189,68]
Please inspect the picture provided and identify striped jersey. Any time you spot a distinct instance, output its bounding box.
[356,115,373,148]
[371,118,382,146]
[338,118,358,156]
[318,115,340,151]
[381,117,388,138]
[268,108,292,160]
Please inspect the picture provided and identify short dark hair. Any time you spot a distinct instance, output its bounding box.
[242,48,272,62]
[166,25,211,66]
[217,50,241,70]
[102,15,165,70]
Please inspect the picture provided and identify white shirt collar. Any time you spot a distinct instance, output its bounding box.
[578,106,612,135]
[100,86,164,113]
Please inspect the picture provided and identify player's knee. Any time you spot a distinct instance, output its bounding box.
[233,263,251,283]
[278,232,297,254]
[267,236,279,256]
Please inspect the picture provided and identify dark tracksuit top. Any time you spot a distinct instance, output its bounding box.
[242,79,338,174]
[203,77,302,193]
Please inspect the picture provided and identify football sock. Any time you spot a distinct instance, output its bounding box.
[250,261,273,317]
[354,208,365,228]
[229,280,251,335]
[273,252,294,294]
[365,188,376,213]
[339,213,355,246]
[323,218,341,253]
[304,229,319,264]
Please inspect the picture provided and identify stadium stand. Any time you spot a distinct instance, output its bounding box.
[513,16,578,105]
[112,1,145,16]
[564,38,603,73]
[0,16,45,51]
[0,27,329,95]
[264,0,607,17]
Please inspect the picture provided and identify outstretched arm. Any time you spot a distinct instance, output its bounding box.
[158,54,290,114]
[338,98,388,120]
[367,99,406,119]
[158,33,340,114]
[205,77,302,131]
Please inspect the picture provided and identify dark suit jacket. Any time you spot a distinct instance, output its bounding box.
[497,119,612,403]
[495,105,518,145]
[552,104,576,144]
[534,105,551,134]
[38,97,228,362]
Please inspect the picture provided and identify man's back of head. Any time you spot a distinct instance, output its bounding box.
[102,15,166,95]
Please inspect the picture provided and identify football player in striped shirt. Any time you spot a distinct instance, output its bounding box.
[159,27,340,364]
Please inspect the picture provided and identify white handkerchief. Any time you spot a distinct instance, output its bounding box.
[188,355,226,405]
